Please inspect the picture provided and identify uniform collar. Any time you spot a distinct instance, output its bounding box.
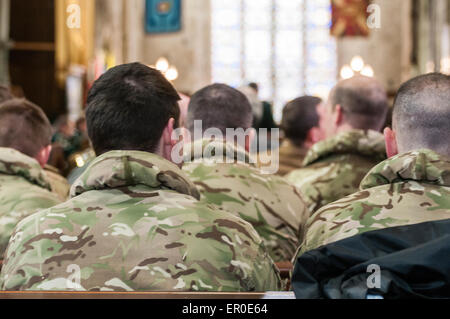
[183,139,256,166]
[303,129,386,166]
[0,147,50,190]
[71,150,200,199]
[360,149,450,189]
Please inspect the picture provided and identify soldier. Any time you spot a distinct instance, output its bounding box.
[278,96,323,176]
[286,76,389,214]
[0,99,61,255]
[182,84,309,262]
[292,73,450,298]
[0,63,281,292]
[0,85,70,201]
[295,72,450,261]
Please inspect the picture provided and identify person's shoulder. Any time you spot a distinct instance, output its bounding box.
[187,199,264,241]
[0,174,61,206]
[286,161,337,186]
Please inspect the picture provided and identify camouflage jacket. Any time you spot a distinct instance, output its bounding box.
[286,129,387,214]
[297,149,450,256]
[44,165,70,201]
[182,139,309,262]
[0,150,282,292]
[276,140,308,176]
[0,148,61,256]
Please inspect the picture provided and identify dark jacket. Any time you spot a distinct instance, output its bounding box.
[292,218,450,299]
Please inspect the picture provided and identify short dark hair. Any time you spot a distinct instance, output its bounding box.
[0,85,13,104]
[86,63,181,155]
[248,83,259,93]
[281,96,321,145]
[186,83,253,135]
[0,98,52,157]
[330,76,389,131]
[393,72,450,156]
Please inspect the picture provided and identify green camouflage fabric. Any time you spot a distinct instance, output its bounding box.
[0,150,282,292]
[44,165,70,201]
[286,129,387,214]
[182,139,309,262]
[0,148,61,256]
[296,149,450,257]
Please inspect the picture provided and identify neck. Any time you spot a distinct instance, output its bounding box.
[333,123,355,136]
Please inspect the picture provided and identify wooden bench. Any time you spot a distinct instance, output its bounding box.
[0,291,271,299]
[275,261,293,280]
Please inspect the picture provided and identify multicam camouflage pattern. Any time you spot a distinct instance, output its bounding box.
[182,139,309,262]
[0,148,61,256]
[44,165,70,201]
[297,149,450,256]
[0,150,282,292]
[286,129,387,214]
[274,140,308,176]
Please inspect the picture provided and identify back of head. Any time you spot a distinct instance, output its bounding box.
[0,85,13,104]
[86,62,180,155]
[186,83,253,135]
[0,98,52,158]
[393,73,450,156]
[330,75,389,131]
[282,96,321,146]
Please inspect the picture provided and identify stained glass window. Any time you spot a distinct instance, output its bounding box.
[211,0,337,122]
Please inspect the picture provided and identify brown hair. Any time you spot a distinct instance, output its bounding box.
[0,98,52,157]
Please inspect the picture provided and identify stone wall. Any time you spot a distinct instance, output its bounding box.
[336,0,413,94]
[95,0,418,95]
[95,0,211,94]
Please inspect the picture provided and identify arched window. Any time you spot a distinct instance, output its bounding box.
[211,0,336,122]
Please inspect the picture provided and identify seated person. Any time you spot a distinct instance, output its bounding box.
[0,63,281,292]
[0,99,61,255]
[182,84,309,262]
[286,76,389,214]
[278,96,323,176]
[0,85,13,104]
[292,73,450,299]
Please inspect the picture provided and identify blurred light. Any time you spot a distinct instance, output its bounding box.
[441,57,450,74]
[156,57,169,73]
[426,61,435,73]
[75,155,85,168]
[165,66,179,81]
[361,65,374,77]
[350,55,364,72]
[340,65,354,79]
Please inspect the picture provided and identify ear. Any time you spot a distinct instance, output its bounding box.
[384,127,399,158]
[307,127,323,145]
[245,128,256,153]
[35,145,52,168]
[161,118,180,163]
[334,104,344,126]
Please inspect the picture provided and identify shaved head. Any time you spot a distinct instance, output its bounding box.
[329,76,389,131]
[393,73,450,156]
